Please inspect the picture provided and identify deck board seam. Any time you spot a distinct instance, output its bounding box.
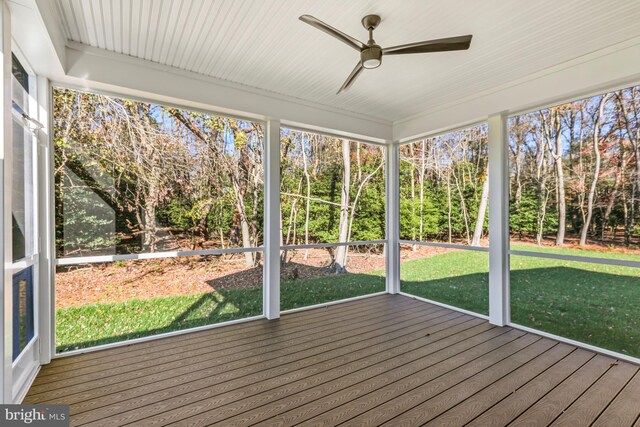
[460,347,588,427]
[23,296,637,427]
[30,304,443,402]
[340,335,544,427]
[510,357,617,427]
[414,342,566,426]
[587,367,640,427]
[545,363,618,426]
[249,328,522,427]
[40,296,416,374]
[68,309,470,423]
[143,318,494,426]
[31,299,429,390]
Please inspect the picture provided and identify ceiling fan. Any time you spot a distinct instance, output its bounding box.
[299,14,472,94]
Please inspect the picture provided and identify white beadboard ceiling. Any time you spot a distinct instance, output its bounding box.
[53,0,640,122]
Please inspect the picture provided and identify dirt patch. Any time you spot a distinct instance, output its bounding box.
[58,246,439,308]
[56,238,635,309]
[56,254,261,309]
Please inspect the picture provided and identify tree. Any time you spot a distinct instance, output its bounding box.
[334,139,351,273]
[471,170,488,246]
[580,94,611,246]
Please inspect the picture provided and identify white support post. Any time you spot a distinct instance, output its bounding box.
[263,119,280,319]
[0,0,11,403]
[385,143,400,294]
[37,76,52,364]
[488,113,510,326]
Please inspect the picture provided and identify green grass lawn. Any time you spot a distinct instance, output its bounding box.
[56,271,385,352]
[401,250,639,358]
[56,249,639,358]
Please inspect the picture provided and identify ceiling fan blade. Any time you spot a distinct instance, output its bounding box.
[299,15,366,51]
[382,35,472,55]
[337,62,364,94]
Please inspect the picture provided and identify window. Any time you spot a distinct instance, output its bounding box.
[11,54,37,361]
[400,124,489,315]
[55,89,264,257]
[11,54,34,262]
[508,85,640,357]
[279,129,386,309]
[508,88,640,253]
[54,88,264,352]
[12,267,34,361]
[400,125,489,246]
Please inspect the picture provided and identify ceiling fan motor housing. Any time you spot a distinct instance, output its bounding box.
[361,45,382,69]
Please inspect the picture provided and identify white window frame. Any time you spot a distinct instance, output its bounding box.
[395,121,493,319]
[49,85,270,356]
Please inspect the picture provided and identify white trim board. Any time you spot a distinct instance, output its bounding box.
[510,249,640,269]
[281,292,387,315]
[393,36,640,142]
[399,240,489,253]
[56,247,264,266]
[509,322,640,366]
[282,240,387,250]
[397,292,490,321]
[55,82,268,129]
[397,120,489,148]
[53,315,265,358]
[62,42,392,143]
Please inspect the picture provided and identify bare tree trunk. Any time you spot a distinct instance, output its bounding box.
[230,176,255,266]
[284,178,303,246]
[536,149,550,245]
[536,177,549,245]
[240,214,254,265]
[616,89,640,242]
[580,94,610,246]
[301,134,312,260]
[334,139,350,273]
[577,108,588,230]
[554,132,567,246]
[617,90,640,195]
[347,162,383,242]
[452,170,471,244]
[624,185,635,247]
[471,171,489,246]
[541,110,566,246]
[446,172,453,243]
[142,194,157,251]
[409,144,417,246]
[623,191,630,247]
[418,140,426,241]
[602,129,626,241]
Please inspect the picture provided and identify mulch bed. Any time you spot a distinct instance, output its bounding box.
[56,237,637,309]
[55,245,453,308]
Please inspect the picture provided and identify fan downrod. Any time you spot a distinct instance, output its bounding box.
[361,15,381,31]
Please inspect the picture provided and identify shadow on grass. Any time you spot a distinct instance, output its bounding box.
[402,266,639,357]
[56,266,264,352]
[56,264,385,352]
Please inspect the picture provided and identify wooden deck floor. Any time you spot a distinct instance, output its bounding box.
[25,294,640,426]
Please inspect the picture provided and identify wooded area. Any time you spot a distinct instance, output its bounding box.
[400,85,640,251]
[54,89,385,271]
[55,84,640,274]
[55,88,264,264]
[510,86,640,249]
[400,125,489,246]
[52,87,639,354]
[280,130,385,272]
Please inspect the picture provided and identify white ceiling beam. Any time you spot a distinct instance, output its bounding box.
[8,0,65,78]
[62,42,392,143]
[393,36,640,142]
